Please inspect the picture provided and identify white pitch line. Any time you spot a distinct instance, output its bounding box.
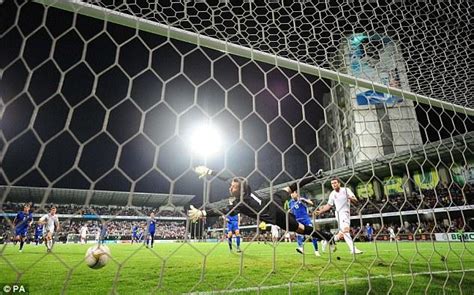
[185,268,474,295]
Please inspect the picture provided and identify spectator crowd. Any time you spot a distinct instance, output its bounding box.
[1,185,472,243]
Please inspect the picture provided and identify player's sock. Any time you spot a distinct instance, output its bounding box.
[151,237,154,248]
[343,233,355,252]
[236,236,241,248]
[228,237,232,250]
[19,240,24,250]
[312,238,318,251]
[297,235,304,247]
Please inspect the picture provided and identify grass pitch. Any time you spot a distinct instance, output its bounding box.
[1,240,473,294]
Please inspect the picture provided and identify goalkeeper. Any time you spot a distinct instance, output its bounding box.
[188,166,335,245]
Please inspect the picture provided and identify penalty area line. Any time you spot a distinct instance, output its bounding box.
[185,268,474,294]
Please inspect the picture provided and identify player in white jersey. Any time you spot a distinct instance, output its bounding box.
[38,206,60,253]
[388,226,396,242]
[284,231,291,242]
[315,177,363,254]
[270,224,280,243]
[80,224,89,244]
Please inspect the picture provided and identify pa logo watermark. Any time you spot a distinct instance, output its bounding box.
[1,284,28,294]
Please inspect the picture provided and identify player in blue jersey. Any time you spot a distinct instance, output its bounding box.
[34,224,44,245]
[366,223,373,242]
[98,222,107,245]
[138,227,144,242]
[132,224,139,244]
[225,208,241,253]
[13,204,33,252]
[145,212,156,248]
[289,193,321,256]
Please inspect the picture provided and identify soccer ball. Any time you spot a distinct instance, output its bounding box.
[85,245,111,269]
[258,221,267,230]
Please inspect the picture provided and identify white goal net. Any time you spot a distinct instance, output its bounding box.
[1,0,473,294]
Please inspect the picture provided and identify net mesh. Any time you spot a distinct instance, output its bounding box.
[1,0,473,294]
[89,0,473,107]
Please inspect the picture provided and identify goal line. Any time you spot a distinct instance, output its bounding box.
[187,268,474,295]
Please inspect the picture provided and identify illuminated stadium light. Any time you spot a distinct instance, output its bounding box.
[189,123,222,158]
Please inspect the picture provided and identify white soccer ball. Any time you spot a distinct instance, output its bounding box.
[85,245,111,269]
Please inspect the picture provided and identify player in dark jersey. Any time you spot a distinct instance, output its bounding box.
[13,204,33,252]
[188,166,334,246]
[366,223,373,242]
[132,224,139,244]
[225,210,241,252]
[34,224,43,245]
[145,212,156,248]
[98,222,107,245]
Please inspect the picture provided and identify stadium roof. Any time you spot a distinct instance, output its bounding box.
[0,186,195,208]
[331,131,474,181]
[254,131,474,198]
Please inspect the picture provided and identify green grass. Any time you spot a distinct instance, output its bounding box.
[1,241,473,294]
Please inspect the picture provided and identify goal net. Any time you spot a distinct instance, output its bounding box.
[1,0,473,294]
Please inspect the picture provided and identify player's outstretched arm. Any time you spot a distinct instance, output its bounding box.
[188,205,207,222]
[193,166,236,183]
[188,199,232,222]
[300,198,314,206]
[194,166,213,179]
[349,195,359,204]
[314,204,332,216]
[285,169,323,193]
[37,217,46,225]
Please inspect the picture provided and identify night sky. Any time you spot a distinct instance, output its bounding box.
[0,1,472,204]
[0,1,332,203]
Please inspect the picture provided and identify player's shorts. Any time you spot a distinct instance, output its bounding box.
[44,225,55,234]
[148,230,155,236]
[296,218,313,228]
[336,210,350,231]
[271,227,279,239]
[227,221,239,233]
[15,227,28,237]
[34,233,43,239]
